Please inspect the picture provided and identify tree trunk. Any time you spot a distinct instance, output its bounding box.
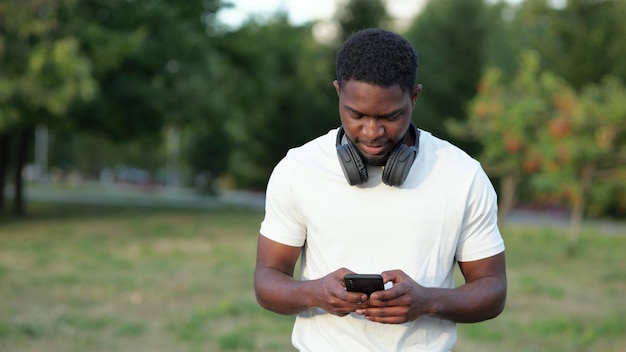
[0,132,9,213]
[13,128,30,216]
[567,164,596,254]
[498,173,519,226]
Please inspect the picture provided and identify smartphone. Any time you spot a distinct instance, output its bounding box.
[344,274,385,296]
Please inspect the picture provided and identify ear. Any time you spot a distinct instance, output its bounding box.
[411,84,422,106]
[333,80,341,96]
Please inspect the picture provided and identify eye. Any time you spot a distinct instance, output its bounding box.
[350,112,364,119]
[385,113,401,121]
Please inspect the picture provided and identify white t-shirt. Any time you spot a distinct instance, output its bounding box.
[260,128,505,351]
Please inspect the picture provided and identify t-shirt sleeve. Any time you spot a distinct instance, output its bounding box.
[455,167,505,262]
[259,156,307,247]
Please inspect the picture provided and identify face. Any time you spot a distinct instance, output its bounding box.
[334,79,421,166]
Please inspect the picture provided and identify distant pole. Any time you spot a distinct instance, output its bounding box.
[166,125,181,188]
[34,124,48,182]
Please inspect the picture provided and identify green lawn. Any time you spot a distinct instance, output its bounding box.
[0,203,624,351]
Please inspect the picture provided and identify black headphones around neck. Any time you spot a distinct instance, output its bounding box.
[336,122,420,186]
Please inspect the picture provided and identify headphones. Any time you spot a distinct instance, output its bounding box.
[336,122,420,186]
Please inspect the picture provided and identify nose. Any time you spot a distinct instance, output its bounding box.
[361,118,384,141]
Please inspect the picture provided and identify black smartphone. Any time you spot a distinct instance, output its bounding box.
[344,274,385,296]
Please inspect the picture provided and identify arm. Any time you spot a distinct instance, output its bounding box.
[254,234,365,316]
[357,251,507,324]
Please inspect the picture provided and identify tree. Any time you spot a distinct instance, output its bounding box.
[214,18,338,188]
[513,0,626,90]
[532,76,626,249]
[454,50,626,251]
[1,0,228,215]
[449,51,557,223]
[0,0,96,215]
[189,0,393,189]
[335,0,391,42]
[481,1,520,81]
[403,0,489,155]
[66,0,225,139]
[65,0,227,187]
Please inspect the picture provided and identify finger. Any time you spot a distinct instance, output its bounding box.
[358,308,406,324]
[381,269,402,283]
[365,315,406,324]
[342,291,368,304]
[369,288,399,302]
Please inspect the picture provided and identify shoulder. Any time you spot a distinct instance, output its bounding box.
[419,130,481,173]
[287,128,337,157]
[277,128,338,169]
[269,128,339,181]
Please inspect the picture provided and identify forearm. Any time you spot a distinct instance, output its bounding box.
[427,275,507,323]
[254,267,317,315]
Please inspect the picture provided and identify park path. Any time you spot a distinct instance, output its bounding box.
[20,184,265,210]
[11,184,626,236]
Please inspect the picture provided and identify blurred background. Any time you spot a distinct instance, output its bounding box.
[1,0,625,230]
[1,1,625,351]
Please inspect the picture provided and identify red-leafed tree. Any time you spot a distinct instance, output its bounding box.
[452,50,626,250]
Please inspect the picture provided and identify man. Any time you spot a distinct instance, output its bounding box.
[254,28,506,351]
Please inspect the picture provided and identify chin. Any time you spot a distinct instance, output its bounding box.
[363,155,388,167]
[355,146,389,166]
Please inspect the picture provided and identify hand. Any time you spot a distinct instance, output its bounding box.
[355,269,431,324]
[312,268,371,317]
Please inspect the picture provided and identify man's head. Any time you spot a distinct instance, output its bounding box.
[334,28,421,167]
[335,28,418,94]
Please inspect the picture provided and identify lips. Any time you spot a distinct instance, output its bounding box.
[360,144,386,156]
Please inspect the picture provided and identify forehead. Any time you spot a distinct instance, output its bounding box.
[339,80,409,111]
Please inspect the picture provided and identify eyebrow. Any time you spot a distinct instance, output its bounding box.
[344,105,404,119]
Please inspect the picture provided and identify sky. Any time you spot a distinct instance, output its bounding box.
[216,0,428,29]
[215,0,539,29]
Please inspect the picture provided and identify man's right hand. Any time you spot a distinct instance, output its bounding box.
[311,267,370,317]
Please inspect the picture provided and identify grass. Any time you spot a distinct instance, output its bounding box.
[1,202,625,351]
[0,203,294,352]
[455,227,626,352]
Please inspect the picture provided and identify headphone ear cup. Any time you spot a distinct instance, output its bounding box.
[382,144,417,186]
[337,143,368,185]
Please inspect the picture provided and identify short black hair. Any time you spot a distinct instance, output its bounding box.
[336,28,418,93]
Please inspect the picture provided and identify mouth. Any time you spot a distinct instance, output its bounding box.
[359,143,387,157]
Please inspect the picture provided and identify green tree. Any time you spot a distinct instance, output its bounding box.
[0,0,96,215]
[66,0,224,139]
[482,1,520,80]
[513,0,626,90]
[215,18,337,188]
[335,0,391,42]
[404,0,489,155]
[1,0,227,215]
[64,0,226,187]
